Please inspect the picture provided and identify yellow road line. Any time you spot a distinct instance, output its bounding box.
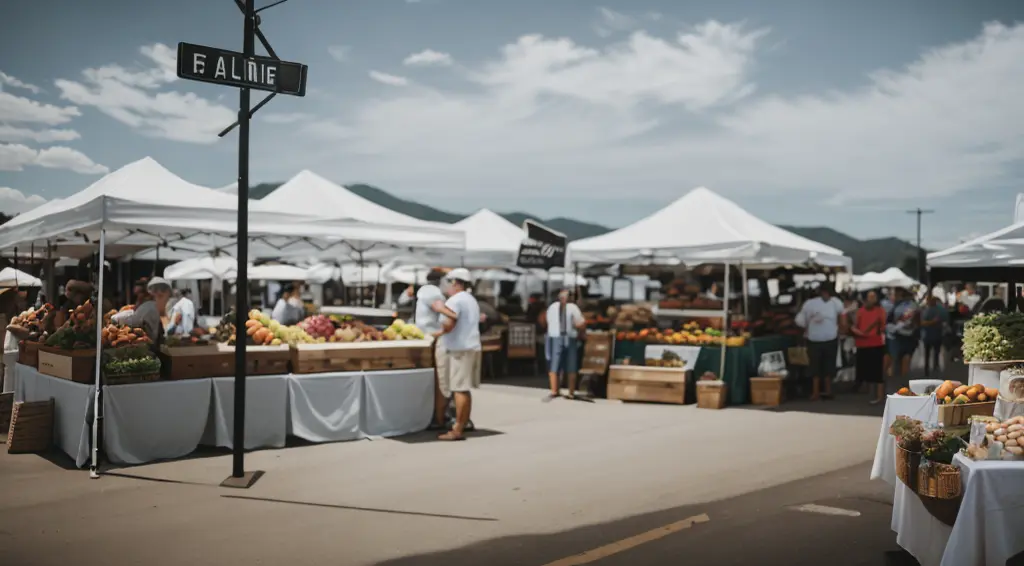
[541,513,710,566]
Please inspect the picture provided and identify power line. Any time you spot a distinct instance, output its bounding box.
[906,208,935,284]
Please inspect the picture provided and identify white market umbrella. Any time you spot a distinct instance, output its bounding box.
[0,267,42,287]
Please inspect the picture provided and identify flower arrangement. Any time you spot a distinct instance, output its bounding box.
[920,429,962,465]
[962,312,1024,362]
[890,416,924,452]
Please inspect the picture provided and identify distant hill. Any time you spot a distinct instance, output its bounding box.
[242,182,923,273]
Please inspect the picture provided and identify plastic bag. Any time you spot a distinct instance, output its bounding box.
[759,351,787,377]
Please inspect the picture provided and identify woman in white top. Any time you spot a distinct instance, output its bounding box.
[541,289,586,400]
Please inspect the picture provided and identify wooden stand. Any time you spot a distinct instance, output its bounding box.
[607,365,688,404]
[290,341,433,374]
[696,382,728,409]
[936,401,995,427]
[750,376,784,407]
[217,344,291,376]
[37,346,96,384]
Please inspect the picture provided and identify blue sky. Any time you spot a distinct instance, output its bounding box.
[2,0,1024,249]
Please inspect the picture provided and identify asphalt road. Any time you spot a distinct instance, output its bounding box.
[371,460,911,566]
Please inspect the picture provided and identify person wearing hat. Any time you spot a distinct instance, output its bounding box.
[113,277,172,345]
[795,283,846,401]
[541,288,586,400]
[271,283,305,326]
[398,269,450,430]
[430,267,480,441]
[166,287,196,336]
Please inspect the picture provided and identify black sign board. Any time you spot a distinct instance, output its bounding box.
[516,220,568,270]
[176,42,308,96]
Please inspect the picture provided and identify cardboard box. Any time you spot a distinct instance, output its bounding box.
[607,365,687,404]
[937,401,995,427]
[160,352,234,380]
[37,346,96,384]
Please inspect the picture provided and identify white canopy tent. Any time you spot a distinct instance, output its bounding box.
[0,267,42,287]
[927,219,1024,269]
[851,267,919,291]
[570,186,851,381]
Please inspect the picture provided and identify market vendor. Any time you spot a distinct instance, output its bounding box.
[112,277,171,345]
[166,288,196,336]
[271,283,305,326]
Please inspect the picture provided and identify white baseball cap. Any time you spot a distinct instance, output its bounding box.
[445,268,473,283]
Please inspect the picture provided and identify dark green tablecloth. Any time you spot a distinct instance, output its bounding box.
[613,334,797,405]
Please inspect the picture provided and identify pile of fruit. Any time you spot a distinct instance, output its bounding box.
[644,349,686,368]
[7,303,54,341]
[164,327,213,348]
[100,323,151,348]
[964,415,1024,460]
[44,301,100,350]
[382,319,425,341]
[298,314,336,340]
[615,323,747,347]
[934,380,998,405]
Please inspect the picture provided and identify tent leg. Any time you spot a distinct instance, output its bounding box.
[90,229,106,479]
[719,262,730,382]
[741,263,749,316]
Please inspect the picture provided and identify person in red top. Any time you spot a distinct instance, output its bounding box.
[852,290,887,404]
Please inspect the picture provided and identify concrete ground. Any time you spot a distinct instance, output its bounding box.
[1,380,901,566]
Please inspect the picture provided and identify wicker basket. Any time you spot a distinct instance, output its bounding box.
[915,462,963,527]
[0,392,13,441]
[104,372,161,386]
[894,445,921,490]
[7,398,54,454]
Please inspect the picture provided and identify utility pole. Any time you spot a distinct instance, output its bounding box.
[906,208,934,285]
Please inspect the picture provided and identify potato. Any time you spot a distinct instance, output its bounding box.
[954,385,969,397]
[995,428,1007,436]
[966,387,980,401]
[987,423,998,433]
[1008,424,1023,433]
[1009,431,1023,440]
[936,385,952,400]
[997,435,1008,443]
[978,393,988,402]
[985,387,999,399]
[1008,439,1020,447]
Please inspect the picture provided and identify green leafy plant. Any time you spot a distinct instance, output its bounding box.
[920,429,962,465]
[963,312,1024,362]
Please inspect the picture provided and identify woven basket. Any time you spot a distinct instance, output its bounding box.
[0,392,13,441]
[104,371,160,386]
[894,445,921,490]
[915,463,963,527]
[7,398,54,454]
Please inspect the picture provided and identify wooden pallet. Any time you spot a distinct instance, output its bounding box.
[7,398,54,453]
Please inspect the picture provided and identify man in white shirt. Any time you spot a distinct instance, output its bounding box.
[543,288,586,400]
[795,283,846,401]
[399,269,449,431]
[431,268,481,441]
[166,288,196,336]
[959,283,982,313]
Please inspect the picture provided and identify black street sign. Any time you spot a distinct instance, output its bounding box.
[176,42,307,96]
[517,220,568,270]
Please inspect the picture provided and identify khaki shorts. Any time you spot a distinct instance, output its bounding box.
[436,346,481,398]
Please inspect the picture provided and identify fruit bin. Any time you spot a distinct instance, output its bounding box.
[217,343,291,376]
[696,381,728,409]
[159,346,234,380]
[606,365,688,404]
[750,376,784,406]
[37,346,96,384]
[290,341,434,374]
[18,341,40,368]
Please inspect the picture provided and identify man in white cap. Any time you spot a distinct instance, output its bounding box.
[113,277,172,345]
[431,267,480,441]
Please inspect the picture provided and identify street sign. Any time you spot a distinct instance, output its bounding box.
[176,42,308,96]
[517,220,568,270]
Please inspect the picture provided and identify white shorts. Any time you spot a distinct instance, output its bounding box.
[436,346,481,398]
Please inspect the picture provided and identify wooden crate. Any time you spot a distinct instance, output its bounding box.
[291,341,434,374]
[0,392,13,441]
[7,398,54,454]
[18,340,40,368]
[607,365,687,404]
[696,382,728,409]
[216,344,291,376]
[37,346,96,384]
[159,352,234,380]
[750,376,784,406]
[937,401,995,427]
[506,322,536,359]
[581,332,613,375]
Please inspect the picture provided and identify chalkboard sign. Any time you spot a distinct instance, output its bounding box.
[516,220,567,270]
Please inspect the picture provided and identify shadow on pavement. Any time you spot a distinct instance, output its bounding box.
[371,461,905,566]
[220,494,499,522]
[389,428,505,444]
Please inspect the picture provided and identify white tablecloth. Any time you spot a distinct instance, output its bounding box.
[361,369,434,437]
[204,375,289,450]
[13,364,94,467]
[287,372,362,442]
[2,348,19,393]
[104,379,212,465]
[870,393,939,485]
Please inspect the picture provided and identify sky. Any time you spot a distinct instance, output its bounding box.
[2,0,1024,250]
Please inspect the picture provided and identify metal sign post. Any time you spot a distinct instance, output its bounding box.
[176,0,308,489]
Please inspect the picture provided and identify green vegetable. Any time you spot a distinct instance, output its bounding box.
[963,312,1024,362]
[103,355,161,376]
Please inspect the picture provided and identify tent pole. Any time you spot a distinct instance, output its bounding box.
[46,241,54,302]
[719,262,730,381]
[90,229,106,479]
[741,263,749,316]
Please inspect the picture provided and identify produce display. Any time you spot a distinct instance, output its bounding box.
[644,349,686,368]
[934,380,998,405]
[44,301,100,350]
[615,323,747,347]
[962,312,1024,362]
[298,314,336,340]
[211,310,426,346]
[964,415,1024,460]
[100,323,152,348]
[7,303,54,342]
[104,356,161,376]
[164,327,214,348]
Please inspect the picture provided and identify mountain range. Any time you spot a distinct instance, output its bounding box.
[248,182,923,274]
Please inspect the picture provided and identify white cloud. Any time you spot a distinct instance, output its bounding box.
[0,125,80,143]
[0,90,80,125]
[261,112,313,124]
[0,186,46,214]
[327,45,352,62]
[297,21,1024,207]
[368,71,410,87]
[0,71,42,94]
[54,43,235,144]
[0,143,107,174]
[594,7,639,37]
[403,49,454,67]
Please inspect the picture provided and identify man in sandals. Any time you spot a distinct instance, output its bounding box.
[542,288,586,400]
[431,268,481,441]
